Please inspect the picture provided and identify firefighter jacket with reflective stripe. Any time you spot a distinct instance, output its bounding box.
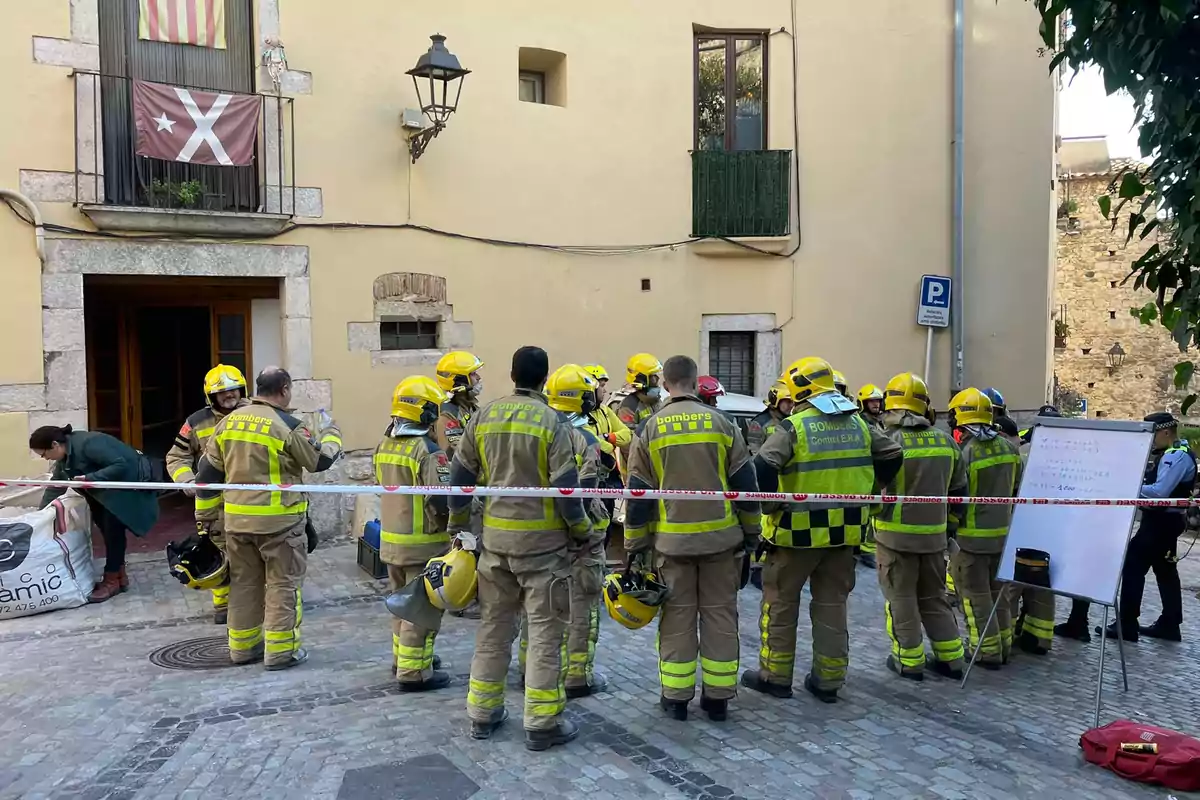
[374,430,451,566]
[447,389,590,557]
[436,398,477,461]
[746,408,784,456]
[166,403,246,517]
[569,424,611,535]
[611,388,660,432]
[195,398,341,534]
[585,404,631,479]
[874,410,967,553]
[624,396,760,557]
[755,406,902,548]
[950,431,1022,554]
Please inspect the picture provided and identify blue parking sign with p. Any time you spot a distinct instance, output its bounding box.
[917,275,952,328]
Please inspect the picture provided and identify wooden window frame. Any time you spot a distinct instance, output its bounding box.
[693,30,769,152]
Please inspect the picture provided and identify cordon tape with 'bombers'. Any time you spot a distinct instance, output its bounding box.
[1,477,1198,509]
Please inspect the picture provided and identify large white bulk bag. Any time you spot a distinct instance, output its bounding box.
[0,494,94,620]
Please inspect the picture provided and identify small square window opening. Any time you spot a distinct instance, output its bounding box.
[380,318,438,351]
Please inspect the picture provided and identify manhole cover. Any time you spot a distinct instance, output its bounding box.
[148,636,250,670]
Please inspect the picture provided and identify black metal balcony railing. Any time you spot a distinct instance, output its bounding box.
[691,149,791,238]
[73,72,295,215]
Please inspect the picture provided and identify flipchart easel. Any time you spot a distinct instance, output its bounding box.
[960,417,1155,727]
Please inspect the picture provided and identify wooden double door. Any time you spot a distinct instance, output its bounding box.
[85,278,272,460]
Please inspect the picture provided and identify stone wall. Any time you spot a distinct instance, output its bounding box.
[1053,169,1191,420]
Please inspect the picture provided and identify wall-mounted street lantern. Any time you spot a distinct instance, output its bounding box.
[406,34,470,163]
[1106,342,1126,375]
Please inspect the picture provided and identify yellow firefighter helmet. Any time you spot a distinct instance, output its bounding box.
[203,364,247,402]
[784,357,838,404]
[583,364,610,383]
[546,364,599,415]
[602,568,670,629]
[949,387,994,427]
[390,375,448,424]
[424,549,478,611]
[884,373,931,415]
[765,378,791,410]
[857,384,884,403]
[435,351,484,394]
[167,531,229,591]
[625,353,663,390]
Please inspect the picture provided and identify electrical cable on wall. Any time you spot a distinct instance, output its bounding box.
[4,197,795,258]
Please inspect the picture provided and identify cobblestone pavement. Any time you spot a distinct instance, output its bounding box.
[3,541,1200,800]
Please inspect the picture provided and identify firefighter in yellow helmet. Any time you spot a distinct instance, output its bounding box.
[742,358,903,703]
[856,384,885,429]
[435,351,484,460]
[582,364,632,492]
[375,375,454,691]
[747,378,794,457]
[518,365,612,697]
[744,377,795,589]
[610,353,665,432]
[435,351,485,619]
[165,364,248,623]
[946,388,1023,669]
[449,346,597,751]
[194,367,343,670]
[624,355,761,722]
[875,373,968,681]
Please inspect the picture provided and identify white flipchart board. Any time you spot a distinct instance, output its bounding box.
[997,417,1154,605]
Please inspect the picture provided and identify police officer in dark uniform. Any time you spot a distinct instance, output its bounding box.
[1055,412,1196,642]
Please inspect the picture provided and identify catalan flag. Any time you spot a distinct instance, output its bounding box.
[138,0,226,50]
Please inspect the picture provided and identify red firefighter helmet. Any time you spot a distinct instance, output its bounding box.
[697,375,726,407]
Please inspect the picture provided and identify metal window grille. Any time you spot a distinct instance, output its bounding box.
[380,319,439,351]
[708,332,755,395]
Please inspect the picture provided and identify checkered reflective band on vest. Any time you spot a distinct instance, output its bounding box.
[763,408,875,548]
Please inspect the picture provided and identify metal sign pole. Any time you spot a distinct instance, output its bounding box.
[923,326,934,383]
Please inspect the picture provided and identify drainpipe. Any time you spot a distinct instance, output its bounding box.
[950,0,966,392]
[0,189,46,266]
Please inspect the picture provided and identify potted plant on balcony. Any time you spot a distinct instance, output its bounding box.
[148,179,204,209]
[1054,319,1070,349]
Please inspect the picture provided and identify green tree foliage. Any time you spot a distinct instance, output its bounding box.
[1035,1,1200,410]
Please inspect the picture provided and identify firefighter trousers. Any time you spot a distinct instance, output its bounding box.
[877,544,964,675]
[387,564,442,683]
[226,520,307,667]
[756,545,856,692]
[656,549,741,702]
[949,550,1008,664]
[1009,586,1055,651]
[518,546,605,689]
[467,549,571,732]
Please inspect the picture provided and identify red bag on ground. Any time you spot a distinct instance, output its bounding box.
[1080,719,1200,791]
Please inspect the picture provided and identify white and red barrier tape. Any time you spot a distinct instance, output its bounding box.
[0,478,1194,508]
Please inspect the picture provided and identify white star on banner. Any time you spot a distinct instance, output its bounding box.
[153,113,176,133]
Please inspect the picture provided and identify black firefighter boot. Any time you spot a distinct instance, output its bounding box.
[740,669,793,699]
[699,695,728,722]
[565,671,609,699]
[399,670,452,693]
[470,708,509,740]
[525,718,579,752]
[659,696,688,721]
